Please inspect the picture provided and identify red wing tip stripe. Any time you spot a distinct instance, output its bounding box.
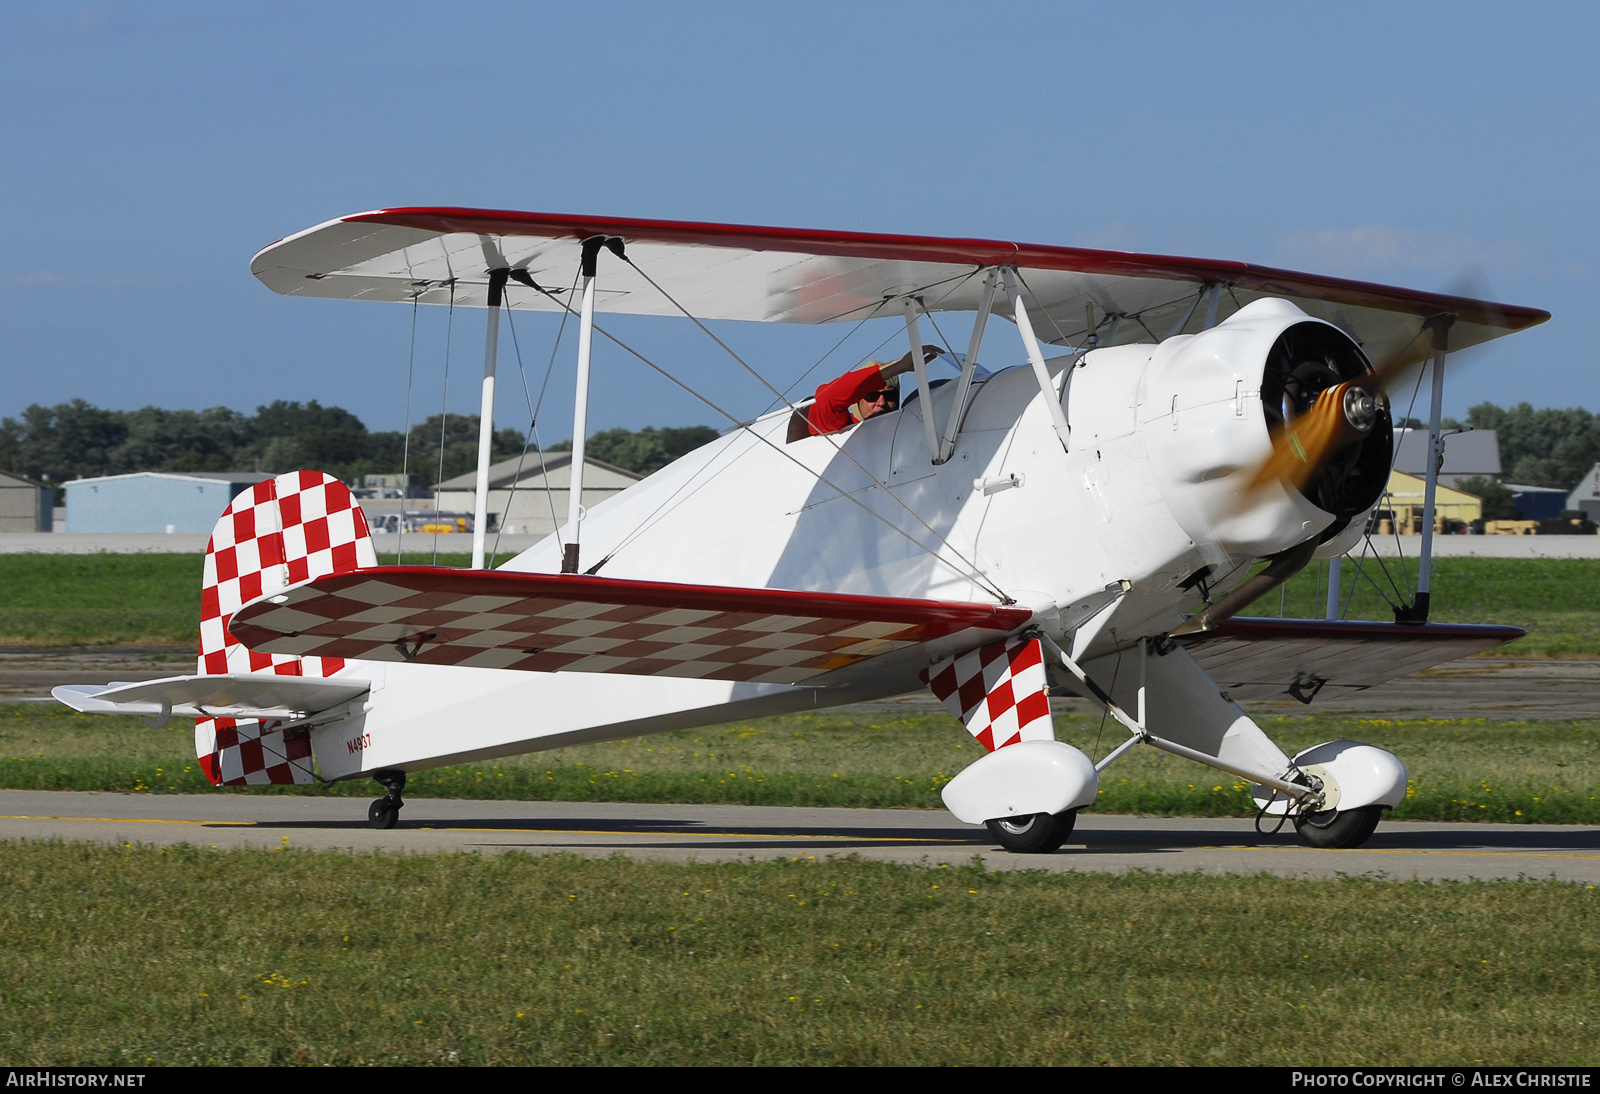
[266,567,1032,623]
[339,208,1548,327]
[1186,618,1528,644]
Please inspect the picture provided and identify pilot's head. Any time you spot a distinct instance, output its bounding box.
[854,380,900,422]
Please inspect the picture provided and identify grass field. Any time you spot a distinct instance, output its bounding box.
[3,548,1595,1066]
[0,552,474,647]
[5,702,1595,824]
[1272,555,1600,659]
[3,552,1598,655]
[0,844,1592,1066]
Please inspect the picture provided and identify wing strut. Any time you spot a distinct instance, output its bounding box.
[902,299,941,463]
[563,236,624,574]
[936,269,998,464]
[1404,316,1454,622]
[1003,268,1073,452]
[471,268,509,570]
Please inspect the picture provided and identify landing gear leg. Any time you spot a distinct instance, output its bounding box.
[368,769,406,830]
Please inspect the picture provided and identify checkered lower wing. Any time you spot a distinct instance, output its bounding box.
[229,568,1032,686]
[923,637,1055,751]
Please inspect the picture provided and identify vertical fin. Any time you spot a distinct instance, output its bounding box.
[195,471,377,786]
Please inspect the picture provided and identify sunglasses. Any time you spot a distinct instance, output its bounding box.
[861,390,899,405]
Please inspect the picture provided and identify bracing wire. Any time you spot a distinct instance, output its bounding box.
[598,275,979,570]
[432,283,456,566]
[487,299,529,570]
[772,264,983,412]
[1089,642,1124,766]
[764,314,876,413]
[1012,268,1074,347]
[1369,337,1433,601]
[602,318,1008,598]
[618,255,1012,602]
[397,295,419,565]
[486,265,583,567]
[512,271,1010,601]
[919,309,968,371]
[526,266,585,556]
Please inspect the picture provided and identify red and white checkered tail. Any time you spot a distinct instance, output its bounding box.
[924,637,1056,752]
[195,471,377,786]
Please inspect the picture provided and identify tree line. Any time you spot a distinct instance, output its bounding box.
[7,394,1594,496]
[0,399,719,490]
[1392,403,1600,493]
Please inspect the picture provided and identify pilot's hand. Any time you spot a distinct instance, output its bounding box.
[895,345,943,367]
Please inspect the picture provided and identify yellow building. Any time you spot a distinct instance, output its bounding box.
[1379,470,1482,533]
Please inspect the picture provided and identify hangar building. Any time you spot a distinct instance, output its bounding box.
[65,471,272,534]
[1391,428,1501,489]
[0,471,52,532]
[433,453,640,538]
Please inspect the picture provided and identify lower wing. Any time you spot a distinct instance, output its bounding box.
[229,567,1034,685]
[1180,618,1525,703]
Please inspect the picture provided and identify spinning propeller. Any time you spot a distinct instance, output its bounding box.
[1245,320,1398,519]
[1175,320,1404,637]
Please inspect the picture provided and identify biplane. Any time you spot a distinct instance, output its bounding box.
[55,209,1545,852]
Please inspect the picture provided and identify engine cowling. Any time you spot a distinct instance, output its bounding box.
[1059,298,1390,570]
[1132,298,1390,561]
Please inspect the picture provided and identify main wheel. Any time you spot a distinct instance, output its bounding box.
[985,810,1077,854]
[368,797,399,830]
[1294,805,1382,849]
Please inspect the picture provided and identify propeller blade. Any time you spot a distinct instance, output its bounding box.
[1169,540,1318,636]
[1243,326,1419,503]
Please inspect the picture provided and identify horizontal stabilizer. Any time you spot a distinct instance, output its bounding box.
[1181,618,1525,702]
[230,567,1032,685]
[53,674,371,721]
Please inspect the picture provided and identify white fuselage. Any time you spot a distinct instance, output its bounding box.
[313,301,1341,780]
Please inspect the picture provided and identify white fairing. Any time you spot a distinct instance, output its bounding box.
[1252,740,1408,815]
[299,299,1370,780]
[941,740,1099,825]
[1094,645,1292,778]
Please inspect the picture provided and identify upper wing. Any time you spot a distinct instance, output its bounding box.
[53,674,371,721]
[251,208,1548,369]
[229,566,1034,685]
[1180,618,1526,702]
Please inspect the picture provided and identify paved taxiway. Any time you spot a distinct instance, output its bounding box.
[2,789,1595,883]
[6,651,1598,882]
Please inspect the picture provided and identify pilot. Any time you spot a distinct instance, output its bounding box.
[805,344,943,435]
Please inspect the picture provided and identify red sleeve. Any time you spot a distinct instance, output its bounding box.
[806,365,884,435]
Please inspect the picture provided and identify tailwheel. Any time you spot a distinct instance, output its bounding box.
[368,798,399,830]
[1293,804,1383,849]
[368,769,406,830]
[985,810,1077,854]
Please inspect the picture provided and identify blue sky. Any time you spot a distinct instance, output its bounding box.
[2,1,1596,439]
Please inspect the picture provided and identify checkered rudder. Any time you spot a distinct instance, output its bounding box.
[195,471,376,786]
[923,637,1056,752]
